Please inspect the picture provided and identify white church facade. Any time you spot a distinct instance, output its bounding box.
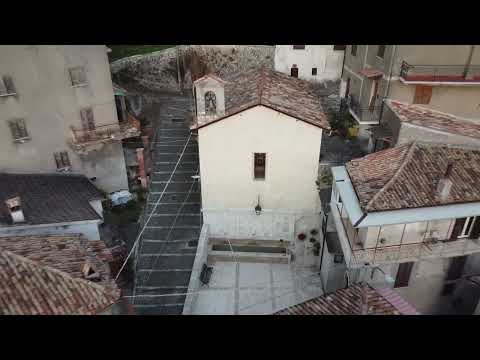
[190,69,329,245]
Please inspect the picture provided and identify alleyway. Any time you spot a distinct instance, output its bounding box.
[132,93,201,315]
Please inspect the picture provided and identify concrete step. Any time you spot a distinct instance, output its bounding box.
[150,181,200,193]
[135,269,192,288]
[148,192,201,203]
[136,253,196,270]
[208,251,290,264]
[146,214,201,227]
[157,129,190,137]
[154,162,198,172]
[140,239,198,253]
[154,153,198,163]
[145,202,201,215]
[154,144,198,153]
[131,294,187,307]
[133,304,184,315]
[142,226,201,240]
[151,171,197,182]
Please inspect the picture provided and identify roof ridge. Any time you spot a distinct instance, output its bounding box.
[366,142,418,211]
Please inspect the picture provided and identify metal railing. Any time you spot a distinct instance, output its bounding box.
[399,60,480,82]
[334,200,480,268]
[345,94,383,123]
[70,113,141,145]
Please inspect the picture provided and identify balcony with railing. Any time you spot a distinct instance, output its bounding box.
[399,61,480,84]
[68,113,141,152]
[331,198,480,269]
[344,95,383,124]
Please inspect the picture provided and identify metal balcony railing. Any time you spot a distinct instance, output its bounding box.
[399,60,480,83]
[345,95,383,123]
[70,113,141,146]
[333,200,480,268]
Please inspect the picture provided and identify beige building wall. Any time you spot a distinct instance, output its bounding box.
[274,45,344,82]
[0,45,128,192]
[342,45,480,121]
[198,105,323,241]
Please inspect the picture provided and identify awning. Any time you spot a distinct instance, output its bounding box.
[360,68,383,79]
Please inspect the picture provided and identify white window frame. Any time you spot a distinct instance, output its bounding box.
[0,76,17,97]
[69,67,88,87]
[458,216,476,238]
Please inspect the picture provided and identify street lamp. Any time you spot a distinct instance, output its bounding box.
[255,195,262,216]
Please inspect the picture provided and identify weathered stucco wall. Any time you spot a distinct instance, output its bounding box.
[198,105,322,241]
[0,45,128,193]
[110,45,275,93]
[274,45,344,82]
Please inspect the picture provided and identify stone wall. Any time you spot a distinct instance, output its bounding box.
[110,45,275,94]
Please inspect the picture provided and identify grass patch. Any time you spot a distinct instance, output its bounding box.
[108,45,175,62]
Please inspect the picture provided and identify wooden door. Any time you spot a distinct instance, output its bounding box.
[291,67,299,78]
[394,262,414,288]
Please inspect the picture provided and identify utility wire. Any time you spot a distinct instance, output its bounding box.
[142,166,200,286]
[114,132,193,282]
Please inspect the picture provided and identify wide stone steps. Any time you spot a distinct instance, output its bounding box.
[139,239,198,253]
[133,304,185,315]
[145,214,201,227]
[145,202,201,215]
[148,192,201,203]
[151,171,197,182]
[155,153,198,163]
[150,181,200,193]
[155,162,198,172]
[136,269,193,288]
[142,226,201,241]
[136,253,196,269]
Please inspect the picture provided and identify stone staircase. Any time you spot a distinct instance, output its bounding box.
[132,95,201,315]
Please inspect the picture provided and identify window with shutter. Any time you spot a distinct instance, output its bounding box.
[254,153,266,180]
[291,66,299,78]
[69,67,87,86]
[413,85,432,104]
[333,45,346,51]
[312,68,318,76]
[377,45,386,59]
[8,119,29,141]
[351,45,358,56]
[54,151,71,170]
[80,107,95,130]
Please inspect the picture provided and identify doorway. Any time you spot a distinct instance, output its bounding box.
[394,262,414,288]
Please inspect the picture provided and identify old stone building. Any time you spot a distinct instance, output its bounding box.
[0,45,139,193]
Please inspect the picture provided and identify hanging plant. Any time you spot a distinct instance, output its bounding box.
[310,229,318,236]
[297,233,306,241]
[309,238,317,243]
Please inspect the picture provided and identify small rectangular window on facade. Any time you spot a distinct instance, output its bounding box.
[312,68,318,76]
[351,45,357,56]
[333,45,346,51]
[80,107,95,130]
[69,67,87,86]
[413,85,432,104]
[8,118,29,141]
[290,66,299,78]
[54,151,71,170]
[377,45,386,59]
[254,153,266,180]
[293,45,306,50]
[0,76,16,96]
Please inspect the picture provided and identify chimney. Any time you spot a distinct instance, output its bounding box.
[437,163,453,201]
[5,196,25,223]
[82,262,101,282]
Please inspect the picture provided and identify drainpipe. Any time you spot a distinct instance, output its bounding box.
[382,45,397,122]
[463,45,475,79]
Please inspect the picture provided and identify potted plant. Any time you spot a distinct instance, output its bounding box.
[310,229,319,236]
[313,242,321,256]
[309,237,316,243]
[297,233,306,241]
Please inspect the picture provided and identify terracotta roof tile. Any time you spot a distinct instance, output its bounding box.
[192,68,329,130]
[346,142,480,211]
[274,284,417,315]
[0,250,120,315]
[0,234,121,314]
[386,100,480,140]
